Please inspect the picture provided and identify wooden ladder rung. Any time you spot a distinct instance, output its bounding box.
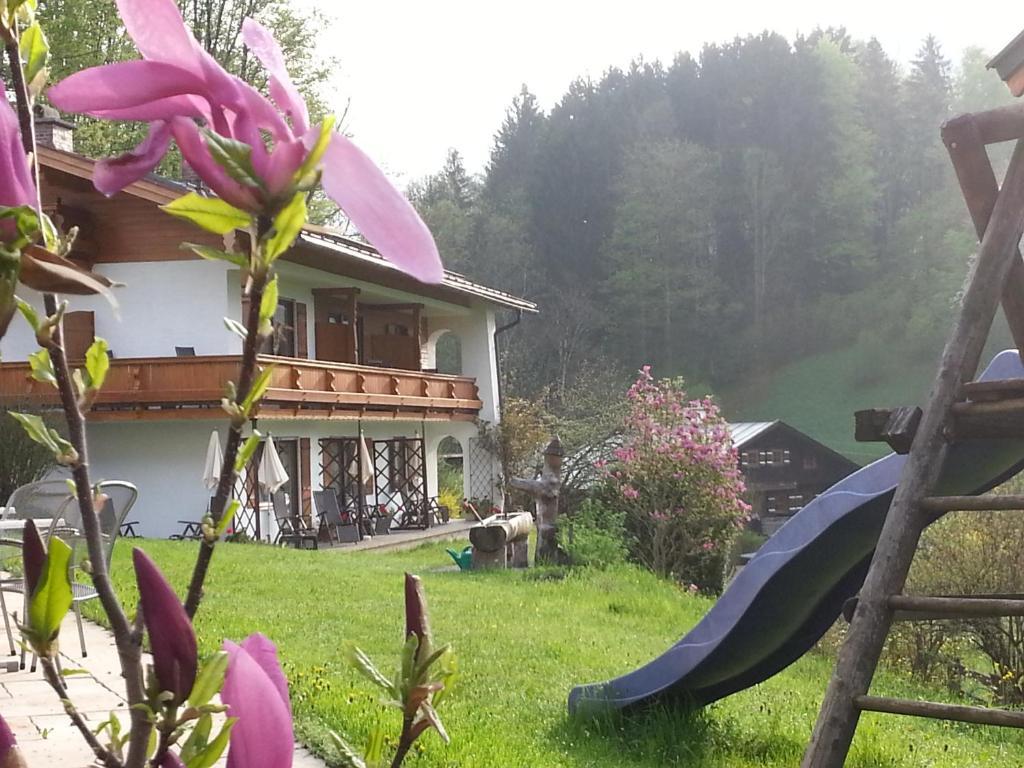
[959,377,1024,402]
[855,695,1024,728]
[949,397,1024,438]
[889,594,1024,619]
[920,494,1024,512]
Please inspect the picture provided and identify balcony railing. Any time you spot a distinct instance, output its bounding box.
[0,355,482,422]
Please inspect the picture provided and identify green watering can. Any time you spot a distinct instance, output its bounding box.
[446,546,473,571]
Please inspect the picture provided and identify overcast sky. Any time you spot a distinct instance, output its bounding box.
[302,1,1019,186]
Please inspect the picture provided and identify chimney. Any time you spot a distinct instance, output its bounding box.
[33,103,75,152]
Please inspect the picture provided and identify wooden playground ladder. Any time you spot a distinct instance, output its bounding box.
[802,105,1024,766]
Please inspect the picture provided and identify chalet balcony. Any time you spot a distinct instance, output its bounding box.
[0,354,483,422]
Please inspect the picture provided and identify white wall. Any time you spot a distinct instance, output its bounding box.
[429,310,501,424]
[0,260,238,361]
[87,419,223,538]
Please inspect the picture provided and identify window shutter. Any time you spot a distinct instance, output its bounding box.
[296,301,308,358]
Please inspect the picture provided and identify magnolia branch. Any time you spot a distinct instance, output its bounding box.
[184,222,271,619]
[5,31,152,768]
[39,657,120,768]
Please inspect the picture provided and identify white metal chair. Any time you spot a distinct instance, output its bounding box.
[0,479,137,666]
[0,480,76,664]
[58,480,138,658]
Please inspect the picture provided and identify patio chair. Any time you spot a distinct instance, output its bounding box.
[313,490,359,544]
[370,503,394,536]
[49,480,138,660]
[0,480,76,662]
[272,491,318,549]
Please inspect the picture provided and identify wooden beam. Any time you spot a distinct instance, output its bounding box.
[920,494,1024,512]
[359,302,424,312]
[853,407,921,454]
[943,114,1024,363]
[968,102,1024,145]
[855,696,1024,728]
[889,594,1024,618]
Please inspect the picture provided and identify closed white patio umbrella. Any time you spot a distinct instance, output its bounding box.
[259,435,290,493]
[359,432,375,492]
[202,431,223,490]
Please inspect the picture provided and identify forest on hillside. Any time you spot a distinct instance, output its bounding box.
[410,30,1017,422]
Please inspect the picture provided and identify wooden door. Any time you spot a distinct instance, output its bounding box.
[313,290,358,363]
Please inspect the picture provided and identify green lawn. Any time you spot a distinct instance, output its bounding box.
[90,540,1024,767]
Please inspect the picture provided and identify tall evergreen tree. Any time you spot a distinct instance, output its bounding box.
[902,35,953,204]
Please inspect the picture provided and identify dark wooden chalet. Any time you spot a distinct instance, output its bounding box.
[731,421,859,535]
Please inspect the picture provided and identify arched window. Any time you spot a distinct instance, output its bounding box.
[421,328,462,374]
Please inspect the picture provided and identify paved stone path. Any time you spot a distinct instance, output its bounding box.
[0,610,325,767]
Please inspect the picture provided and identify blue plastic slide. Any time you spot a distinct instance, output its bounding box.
[569,350,1024,714]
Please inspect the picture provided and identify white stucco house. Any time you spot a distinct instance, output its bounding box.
[0,131,536,539]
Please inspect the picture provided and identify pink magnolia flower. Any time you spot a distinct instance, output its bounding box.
[0,710,25,768]
[222,633,293,768]
[0,88,35,234]
[133,549,198,706]
[47,0,442,283]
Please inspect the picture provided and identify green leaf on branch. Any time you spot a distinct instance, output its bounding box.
[15,297,40,332]
[28,535,72,644]
[328,731,368,768]
[182,243,248,269]
[294,116,336,187]
[161,193,252,235]
[0,205,40,248]
[223,317,248,341]
[9,412,77,465]
[179,712,212,764]
[215,500,239,537]
[183,714,235,768]
[240,365,274,417]
[27,348,55,385]
[259,275,278,336]
[189,652,229,708]
[19,21,49,97]
[200,129,263,190]
[264,193,306,263]
[234,432,263,472]
[345,643,395,695]
[84,337,110,391]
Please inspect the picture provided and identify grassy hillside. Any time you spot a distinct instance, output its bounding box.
[720,341,935,464]
[91,540,1024,767]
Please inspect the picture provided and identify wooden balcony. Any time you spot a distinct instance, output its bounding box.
[0,355,483,422]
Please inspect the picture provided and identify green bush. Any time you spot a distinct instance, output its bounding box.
[0,404,59,504]
[559,498,628,569]
[895,502,1024,706]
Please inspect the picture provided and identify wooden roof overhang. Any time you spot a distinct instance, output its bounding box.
[37,147,539,314]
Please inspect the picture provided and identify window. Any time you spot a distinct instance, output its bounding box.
[787,494,804,513]
[756,449,790,467]
[766,495,777,514]
[803,455,818,470]
[741,449,760,468]
[264,298,296,357]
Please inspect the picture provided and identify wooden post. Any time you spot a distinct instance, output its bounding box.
[509,437,566,565]
[803,139,1024,767]
[944,114,1024,363]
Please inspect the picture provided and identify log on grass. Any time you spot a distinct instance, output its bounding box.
[469,512,533,553]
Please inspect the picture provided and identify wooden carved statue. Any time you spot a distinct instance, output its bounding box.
[510,436,566,565]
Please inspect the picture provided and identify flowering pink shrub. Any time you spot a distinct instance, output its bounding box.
[602,366,749,591]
